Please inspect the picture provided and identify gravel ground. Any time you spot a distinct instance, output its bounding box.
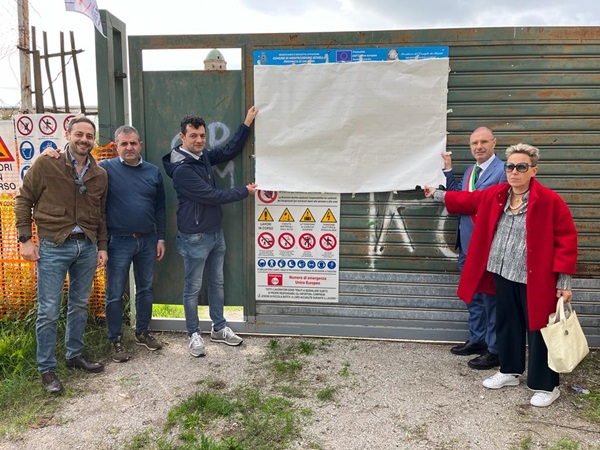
[2,332,600,449]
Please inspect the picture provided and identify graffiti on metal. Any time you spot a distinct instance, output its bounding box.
[169,121,236,187]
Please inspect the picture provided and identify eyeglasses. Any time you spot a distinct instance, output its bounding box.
[504,162,535,173]
[74,178,87,194]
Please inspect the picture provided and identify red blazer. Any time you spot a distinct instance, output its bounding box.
[444,178,578,330]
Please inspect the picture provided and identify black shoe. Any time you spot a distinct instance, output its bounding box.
[135,331,163,351]
[41,371,64,395]
[450,340,487,356]
[468,351,500,370]
[66,355,104,373]
[111,337,131,363]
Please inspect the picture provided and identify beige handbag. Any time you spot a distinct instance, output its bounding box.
[541,297,589,373]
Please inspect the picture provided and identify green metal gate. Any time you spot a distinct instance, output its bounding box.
[139,70,246,306]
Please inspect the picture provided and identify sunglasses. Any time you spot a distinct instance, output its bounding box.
[504,162,535,173]
[74,178,87,194]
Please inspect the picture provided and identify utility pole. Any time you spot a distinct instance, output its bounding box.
[17,0,33,112]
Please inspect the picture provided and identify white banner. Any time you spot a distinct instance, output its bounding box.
[64,0,105,36]
[254,58,448,193]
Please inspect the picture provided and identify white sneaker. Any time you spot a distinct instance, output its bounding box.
[530,387,560,407]
[210,326,243,346]
[483,371,520,389]
[188,332,206,357]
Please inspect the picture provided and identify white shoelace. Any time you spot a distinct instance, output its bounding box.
[221,327,234,339]
[189,334,203,348]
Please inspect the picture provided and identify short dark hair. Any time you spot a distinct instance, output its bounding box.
[180,115,206,135]
[68,115,96,133]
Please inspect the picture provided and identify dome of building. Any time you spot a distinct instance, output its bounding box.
[204,49,227,70]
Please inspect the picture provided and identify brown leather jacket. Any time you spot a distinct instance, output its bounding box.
[15,151,108,250]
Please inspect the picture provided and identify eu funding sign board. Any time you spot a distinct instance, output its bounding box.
[254,46,448,65]
[255,191,340,303]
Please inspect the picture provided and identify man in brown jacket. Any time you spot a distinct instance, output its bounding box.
[15,116,108,395]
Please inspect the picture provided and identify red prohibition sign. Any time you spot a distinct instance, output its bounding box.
[17,116,34,136]
[257,232,275,249]
[39,115,58,135]
[257,190,277,204]
[278,232,295,250]
[299,233,316,250]
[319,233,337,251]
[63,114,76,132]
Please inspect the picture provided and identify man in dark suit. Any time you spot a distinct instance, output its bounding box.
[443,126,507,370]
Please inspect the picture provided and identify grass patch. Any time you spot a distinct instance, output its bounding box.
[546,437,580,449]
[267,339,315,378]
[166,391,239,429]
[153,305,243,321]
[298,341,316,355]
[277,383,306,398]
[145,338,329,449]
[164,386,302,450]
[562,349,600,423]
[0,308,110,436]
[339,362,350,377]
[316,386,336,401]
[272,359,304,375]
[511,434,533,450]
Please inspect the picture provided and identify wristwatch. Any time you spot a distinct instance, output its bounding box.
[18,235,31,243]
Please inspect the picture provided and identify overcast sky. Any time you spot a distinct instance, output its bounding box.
[1,0,599,108]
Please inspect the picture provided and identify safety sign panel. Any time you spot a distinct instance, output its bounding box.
[258,207,274,221]
[0,121,20,193]
[257,190,277,204]
[300,208,315,222]
[279,208,294,222]
[39,115,58,135]
[15,113,74,182]
[257,232,275,249]
[321,208,337,223]
[255,191,340,303]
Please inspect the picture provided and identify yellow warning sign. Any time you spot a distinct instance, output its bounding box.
[321,208,337,223]
[0,136,15,162]
[258,207,274,221]
[279,208,295,222]
[300,208,315,222]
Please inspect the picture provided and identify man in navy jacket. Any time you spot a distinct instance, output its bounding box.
[443,126,506,370]
[163,106,258,357]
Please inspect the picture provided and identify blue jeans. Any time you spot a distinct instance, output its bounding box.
[105,233,158,342]
[458,247,498,354]
[36,237,98,373]
[176,229,226,336]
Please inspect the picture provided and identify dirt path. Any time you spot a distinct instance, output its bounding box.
[2,333,599,449]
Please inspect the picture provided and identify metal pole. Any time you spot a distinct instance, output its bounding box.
[17,0,33,112]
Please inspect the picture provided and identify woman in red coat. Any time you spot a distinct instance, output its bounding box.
[425,143,577,407]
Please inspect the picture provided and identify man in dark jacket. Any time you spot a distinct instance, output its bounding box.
[162,106,258,357]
